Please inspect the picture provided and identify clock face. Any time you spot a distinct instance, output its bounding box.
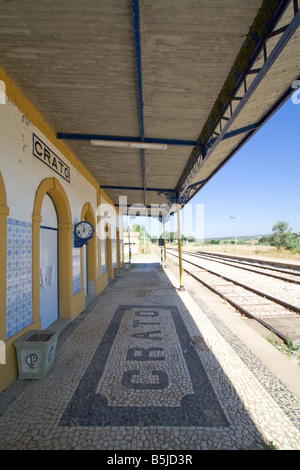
[75,222,94,240]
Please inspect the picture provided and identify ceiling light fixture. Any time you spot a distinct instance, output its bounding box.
[90,140,168,150]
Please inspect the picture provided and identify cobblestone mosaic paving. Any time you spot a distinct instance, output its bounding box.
[59,305,229,427]
[1,260,299,449]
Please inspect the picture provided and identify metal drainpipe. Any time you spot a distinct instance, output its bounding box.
[177,204,185,291]
[163,220,167,267]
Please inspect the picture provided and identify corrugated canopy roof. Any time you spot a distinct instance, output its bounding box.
[0,0,299,219]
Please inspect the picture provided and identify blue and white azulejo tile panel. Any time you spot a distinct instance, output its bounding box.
[6,219,33,339]
[101,239,106,275]
[112,239,117,267]
[72,233,81,295]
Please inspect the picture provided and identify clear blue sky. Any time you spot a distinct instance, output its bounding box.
[126,95,300,239]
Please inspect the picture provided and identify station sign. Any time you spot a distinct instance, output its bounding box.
[33,133,70,183]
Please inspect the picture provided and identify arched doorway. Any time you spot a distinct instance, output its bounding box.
[0,171,9,344]
[40,194,59,329]
[33,177,73,327]
[116,228,123,268]
[81,203,97,300]
[105,223,114,278]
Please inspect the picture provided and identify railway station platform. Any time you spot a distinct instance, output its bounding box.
[0,253,299,451]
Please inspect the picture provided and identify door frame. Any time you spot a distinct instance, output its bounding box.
[80,202,97,295]
[105,223,114,278]
[0,171,9,343]
[32,177,73,326]
[40,193,59,329]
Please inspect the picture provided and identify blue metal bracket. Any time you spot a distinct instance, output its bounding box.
[102,184,175,193]
[132,0,147,206]
[177,180,208,205]
[177,1,300,203]
[157,189,177,205]
[74,234,90,248]
[56,133,196,147]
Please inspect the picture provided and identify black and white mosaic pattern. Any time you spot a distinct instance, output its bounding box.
[60,305,229,427]
[1,259,299,450]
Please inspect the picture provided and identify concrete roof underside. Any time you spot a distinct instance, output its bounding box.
[0,0,299,218]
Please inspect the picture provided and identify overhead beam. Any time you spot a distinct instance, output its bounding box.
[56,127,258,147]
[185,80,299,205]
[102,184,177,206]
[101,185,175,192]
[131,0,147,206]
[90,139,168,150]
[56,133,196,147]
[206,123,260,148]
[176,0,299,200]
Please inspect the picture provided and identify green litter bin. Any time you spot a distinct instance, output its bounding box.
[15,329,58,380]
[114,267,124,278]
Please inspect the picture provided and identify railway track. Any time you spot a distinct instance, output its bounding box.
[168,248,300,284]
[166,248,300,347]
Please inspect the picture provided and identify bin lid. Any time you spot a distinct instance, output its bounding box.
[15,329,57,345]
[26,332,54,342]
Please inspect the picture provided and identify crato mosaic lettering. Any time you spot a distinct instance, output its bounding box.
[121,309,168,390]
[135,310,159,317]
[126,347,165,361]
[122,369,169,390]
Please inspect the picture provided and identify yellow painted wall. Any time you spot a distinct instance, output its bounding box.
[0,68,122,392]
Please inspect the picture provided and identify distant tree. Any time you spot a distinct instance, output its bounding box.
[258,235,273,246]
[131,223,150,240]
[132,223,141,232]
[163,231,177,242]
[257,223,300,252]
[271,220,293,249]
[286,233,300,252]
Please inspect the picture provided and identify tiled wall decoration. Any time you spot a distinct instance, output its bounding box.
[72,233,81,295]
[96,239,99,279]
[101,239,106,275]
[112,239,117,267]
[6,219,33,339]
[5,220,121,338]
[120,238,123,263]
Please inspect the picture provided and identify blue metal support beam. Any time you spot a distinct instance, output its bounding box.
[56,0,298,215]
[56,133,196,147]
[176,0,299,202]
[131,0,147,206]
[56,125,259,147]
[101,185,175,192]
[102,185,177,205]
[183,79,299,205]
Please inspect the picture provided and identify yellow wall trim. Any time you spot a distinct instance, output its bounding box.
[0,319,41,393]
[0,172,8,343]
[0,66,99,192]
[100,188,122,217]
[0,66,119,208]
[81,202,97,292]
[96,273,108,295]
[60,289,86,321]
[33,177,73,322]
[0,69,124,392]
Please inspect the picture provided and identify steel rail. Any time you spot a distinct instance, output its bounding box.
[179,250,300,284]
[166,249,300,345]
[168,250,300,314]
[185,249,300,274]
[167,246,300,274]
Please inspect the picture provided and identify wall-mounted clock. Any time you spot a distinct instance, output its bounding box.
[74,221,95,248]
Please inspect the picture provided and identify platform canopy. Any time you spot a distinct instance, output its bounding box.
[0,0,299,219]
